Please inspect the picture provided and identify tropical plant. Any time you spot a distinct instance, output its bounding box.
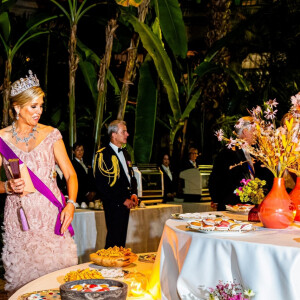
[117,0,151,121]
[0,1,57,127]
[49,0,98,151]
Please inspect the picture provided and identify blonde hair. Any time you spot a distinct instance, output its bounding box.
[9,86,45,120]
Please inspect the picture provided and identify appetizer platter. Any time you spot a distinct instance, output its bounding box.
[225,204,254,214]
[89,246,138,267]
[19,290,60,300]
[186,217,256,234]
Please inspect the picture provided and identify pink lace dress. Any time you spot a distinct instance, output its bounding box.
[1,129,78,292]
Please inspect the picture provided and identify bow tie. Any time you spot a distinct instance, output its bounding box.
[118,148,123,153]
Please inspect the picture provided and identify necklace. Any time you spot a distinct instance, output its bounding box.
[11,122,37,146]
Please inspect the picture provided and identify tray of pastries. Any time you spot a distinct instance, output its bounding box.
[90,246,138,267]
[186,217,256,234]
[19,289,60,300]
[225,204,254,214]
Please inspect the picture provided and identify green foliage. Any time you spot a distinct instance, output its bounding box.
[77,38,121,96]
[133,56,158,163]
[124,13,181,121]
[0,11,10,41]
[154,0,187,58]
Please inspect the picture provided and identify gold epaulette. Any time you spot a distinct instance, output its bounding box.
[93,147,120,187]
[93,147,106,175]
[96,147,106,153]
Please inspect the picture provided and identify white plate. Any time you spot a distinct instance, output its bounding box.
[171,213,203,220]
[186,225,256,235]
[171,213,184,220]
[225,205,254,214]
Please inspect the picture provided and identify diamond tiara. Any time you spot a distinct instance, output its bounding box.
[10,70,40,97]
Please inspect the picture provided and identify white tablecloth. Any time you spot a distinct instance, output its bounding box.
[151,212,300,300]
[73,204,183,263]
[10,257,156,300]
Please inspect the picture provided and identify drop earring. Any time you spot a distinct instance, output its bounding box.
[16,112,19,120]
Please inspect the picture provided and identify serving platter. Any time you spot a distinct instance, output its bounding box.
[171,213,203,220]
[19,289,60,300]
[225,204,254,214]
[186,225,256,235]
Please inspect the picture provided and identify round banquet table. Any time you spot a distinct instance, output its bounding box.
[150,211,300,300]
[10,255,156,300]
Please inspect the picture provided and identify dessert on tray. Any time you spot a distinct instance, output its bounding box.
[187,216,255,233]
[19,290,60,300]
[64,268,103,282]
[225,204,254,213]
[90,246,138,267]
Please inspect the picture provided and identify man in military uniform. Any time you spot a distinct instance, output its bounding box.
[94,120,138,248]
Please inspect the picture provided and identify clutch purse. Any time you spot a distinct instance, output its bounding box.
[8,159,30,231]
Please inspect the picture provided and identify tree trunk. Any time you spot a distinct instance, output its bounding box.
[68,23,79,153]
[180,119,188,160]
[117,0,150,120]
[2,59,12,128]
[93,19,118,155]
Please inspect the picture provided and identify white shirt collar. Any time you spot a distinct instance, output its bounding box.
[75,157,83,163]
[109,142,120,154]
[161,165,170,172]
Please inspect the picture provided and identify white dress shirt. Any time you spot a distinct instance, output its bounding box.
[75,157,88,174]
[110,142,131,183]
[161,165,173,181]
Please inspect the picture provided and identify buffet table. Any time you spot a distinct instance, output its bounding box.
[73,204,182,263]
[10,255,156,300]
[150,212,300,300]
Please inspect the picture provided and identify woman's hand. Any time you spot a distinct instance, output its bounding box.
[8,178,25,194]
[60,203,75,234]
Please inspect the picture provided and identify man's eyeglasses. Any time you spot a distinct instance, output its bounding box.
[190,152,198,155]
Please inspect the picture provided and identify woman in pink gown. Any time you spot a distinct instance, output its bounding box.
[0,71,78,292]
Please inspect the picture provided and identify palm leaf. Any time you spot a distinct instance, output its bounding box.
[0,11,10,41]
[13,15,58,54]
[78,59,98,105]
[154,0,187,58]
[134,56,158,163]
[125,13,181,121]
[77,38,120,95]
[50,0,71,21]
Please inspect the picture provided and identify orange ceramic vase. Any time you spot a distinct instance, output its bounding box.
[258,178,295,229]
[289,177,300,222]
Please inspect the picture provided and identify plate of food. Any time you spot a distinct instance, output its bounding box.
[225,204,254,214]
[90,246,138,267]
[171,212,203,220]
[186,217,255,234]
[19,289,60,300]
[138,253,156,263]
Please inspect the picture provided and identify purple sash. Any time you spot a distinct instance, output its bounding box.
[0,137,74,237]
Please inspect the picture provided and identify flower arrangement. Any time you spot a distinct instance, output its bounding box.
[208,280,255,300]
[234,178,266,205]
[215,94,300,178]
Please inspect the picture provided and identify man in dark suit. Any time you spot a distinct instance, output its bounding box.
[93,120,138,248]
[181,147,200,171]
[209,116,273,211]
[72,142,96,206]
[159,154,176,203]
